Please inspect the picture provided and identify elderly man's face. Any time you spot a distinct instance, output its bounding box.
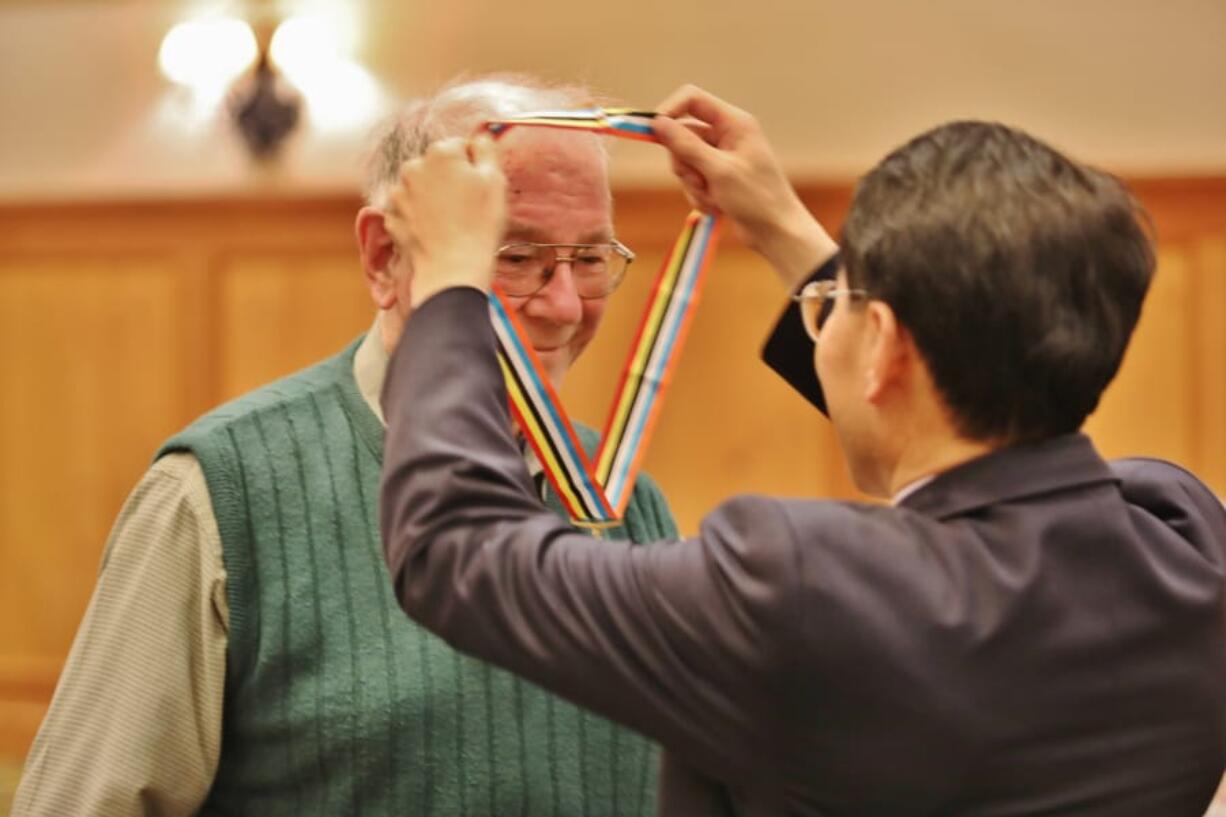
[496,129,613,384]
[362,128,614,384]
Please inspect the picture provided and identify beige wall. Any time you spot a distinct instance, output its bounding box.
[1,0,1225,200]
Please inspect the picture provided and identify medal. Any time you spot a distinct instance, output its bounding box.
[485,109,721,526]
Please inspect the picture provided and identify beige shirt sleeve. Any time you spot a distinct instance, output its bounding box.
[12,452,228,817]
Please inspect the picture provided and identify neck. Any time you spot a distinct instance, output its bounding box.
[378,309,403,356]
[887,432,997,498]
[873,363,1000,499]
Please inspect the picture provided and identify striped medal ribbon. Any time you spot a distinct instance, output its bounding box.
[484,109,722,527]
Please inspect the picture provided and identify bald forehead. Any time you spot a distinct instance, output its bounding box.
[496,128,614,244]
[497,129,610,194]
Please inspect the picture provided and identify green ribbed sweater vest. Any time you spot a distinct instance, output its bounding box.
[158,338,678,817]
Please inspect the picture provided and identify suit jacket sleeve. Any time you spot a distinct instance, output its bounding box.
[760,252,840,414]
[381,288,801,790]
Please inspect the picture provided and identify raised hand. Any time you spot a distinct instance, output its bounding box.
[653,85,838,286]
[386,134,508,307]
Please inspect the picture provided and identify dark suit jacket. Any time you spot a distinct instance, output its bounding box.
[381,287,1226,816]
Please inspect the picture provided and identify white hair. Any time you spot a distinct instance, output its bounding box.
[364,72,610,207]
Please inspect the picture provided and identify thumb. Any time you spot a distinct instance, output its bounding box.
[468,132,500,172]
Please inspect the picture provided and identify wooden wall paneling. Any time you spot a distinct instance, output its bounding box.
[216,250,375,401]
[1191,238,1226,495]
[0,199,363,257]
[177,250,221,423]
[1084,245,1196,465]
[0,656,64,762]
[1129,178,1226,243]
[0,252,196,761]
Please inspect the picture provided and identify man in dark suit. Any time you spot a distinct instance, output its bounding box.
[378,87,1226,815]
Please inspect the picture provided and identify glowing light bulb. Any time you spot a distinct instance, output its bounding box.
[269,14,386,132]
[158,18,258,91]
[269,16,337,81]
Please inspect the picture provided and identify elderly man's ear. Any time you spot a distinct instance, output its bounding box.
[356,206,406,310]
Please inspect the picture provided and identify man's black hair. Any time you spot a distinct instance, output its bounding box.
[842,121,1155,443]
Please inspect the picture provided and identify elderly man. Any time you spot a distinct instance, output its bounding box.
[379,87,1226,815]
[14,74,676,816]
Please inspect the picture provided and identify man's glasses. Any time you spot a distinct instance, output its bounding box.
[494,240,635,299]
[791,278,869,342]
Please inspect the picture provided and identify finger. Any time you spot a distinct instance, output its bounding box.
[655,84,751,133]
[388,183,410,220]
[674,184,717,216]
[468,132,500,171]
[398,156,423,184]
[653,116,722,173]
[675,116,718,147]
[680,184,717,214]
[677,167,709,197]
[663,156,714,213]
[383,188,403,221]
[467,135,507,205]
[669,153,708,193]
[654,83,712,119]
[426,137,466,163]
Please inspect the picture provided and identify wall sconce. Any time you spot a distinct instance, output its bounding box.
[159,15,300,160]
[158,10,384,159]
[228,23,301,160]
